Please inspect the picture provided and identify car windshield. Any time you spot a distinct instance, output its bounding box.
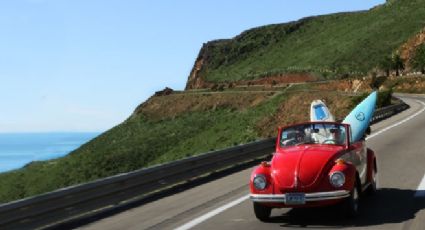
[280,123,347,147]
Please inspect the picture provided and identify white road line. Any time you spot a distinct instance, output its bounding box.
[366,100,425,140]
[175,99,425,230]
[414,174,425,197]
[174,195,250,230]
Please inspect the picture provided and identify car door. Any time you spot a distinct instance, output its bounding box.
[348,141,367,184]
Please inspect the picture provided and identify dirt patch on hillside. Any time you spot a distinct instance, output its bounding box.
[133,92,274,120]
[384,76,425,93]
[400,27,425,71]
[313,79,373,93]
[256,91,354,137]
[239,74,317,86]
[186,72,317,90]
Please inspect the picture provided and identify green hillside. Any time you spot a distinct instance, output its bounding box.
[0,87,377,203]
[188,0,425,86]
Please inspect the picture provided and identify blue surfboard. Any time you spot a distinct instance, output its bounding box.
[343,91,377,142]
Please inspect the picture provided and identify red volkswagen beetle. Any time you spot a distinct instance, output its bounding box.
[250,121,377,221]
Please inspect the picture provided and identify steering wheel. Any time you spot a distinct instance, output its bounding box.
[323,139,336,144]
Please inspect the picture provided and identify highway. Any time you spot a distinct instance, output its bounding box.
[78,95,425,230]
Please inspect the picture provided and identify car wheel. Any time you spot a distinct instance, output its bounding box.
[366,169,377,195]
[253,202,271,221]
[344,181,360,218]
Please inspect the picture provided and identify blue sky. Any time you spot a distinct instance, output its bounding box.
[0,0,385,132]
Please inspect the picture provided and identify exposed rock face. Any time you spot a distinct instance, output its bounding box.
[185,51,207,90]
[187,58,206,89]
[185,41,228,90]
[400,27,425,71]
[154,87,174,97]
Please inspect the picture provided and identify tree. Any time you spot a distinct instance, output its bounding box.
[411,44,425,74]
[379,52,405,77]
[379,56,392,77]
[392,52,404,76]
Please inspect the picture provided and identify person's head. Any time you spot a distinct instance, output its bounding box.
[330,128,342,142]
[295,131,304,142]
[334,128,341,135]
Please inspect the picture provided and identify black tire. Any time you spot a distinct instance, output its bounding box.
[366,162,377,195]
[253,202,271,222]
[343,180,360,218]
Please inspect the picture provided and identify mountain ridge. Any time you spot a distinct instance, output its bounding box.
[186,0,425,89]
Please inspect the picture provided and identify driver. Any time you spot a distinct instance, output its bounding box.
[327,128,343,144]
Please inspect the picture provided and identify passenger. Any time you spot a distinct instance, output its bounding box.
[295,131,305,143]
[281,130,305,146]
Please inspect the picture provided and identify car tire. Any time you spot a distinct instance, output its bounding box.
[343,180,360,218]
[366,172,377,195]
[366,163,377,195]
[253,202,271,221]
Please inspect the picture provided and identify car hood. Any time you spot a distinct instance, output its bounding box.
[271,145,344,190]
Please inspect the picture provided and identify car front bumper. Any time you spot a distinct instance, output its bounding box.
[250,190,350,204]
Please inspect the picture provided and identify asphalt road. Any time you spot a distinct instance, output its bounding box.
[78,94,425,230]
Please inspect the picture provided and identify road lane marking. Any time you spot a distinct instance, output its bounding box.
[174,195,249,230]
[175,99,425,229]
[414,174,425,197]
[366,100,425,140]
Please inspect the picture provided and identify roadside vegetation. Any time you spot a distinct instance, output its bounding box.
[383,75,425,94]
[0,86,385,203]
[411,44,425,74]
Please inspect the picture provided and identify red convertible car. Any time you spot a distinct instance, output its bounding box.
[250,121,377,221]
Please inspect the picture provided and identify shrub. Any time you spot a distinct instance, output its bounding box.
[350,89,393,109]
[411,44,425,74]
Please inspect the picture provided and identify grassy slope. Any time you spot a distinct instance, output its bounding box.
[0,88,372,203]
[0,92,281,202]
[199,0,425,82]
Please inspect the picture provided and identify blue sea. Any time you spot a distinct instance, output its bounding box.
[0,132,99,173]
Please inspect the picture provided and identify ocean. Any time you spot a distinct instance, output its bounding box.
[0,132,99,173]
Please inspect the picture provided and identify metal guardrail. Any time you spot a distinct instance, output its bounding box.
[0,139,276,229]
[370,103,410,124]
[0,101,409,229]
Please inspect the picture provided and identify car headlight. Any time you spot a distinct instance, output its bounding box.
[253,174,267,190]
[329,171,345,188]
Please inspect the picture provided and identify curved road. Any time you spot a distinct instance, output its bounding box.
[79,94,425,230]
